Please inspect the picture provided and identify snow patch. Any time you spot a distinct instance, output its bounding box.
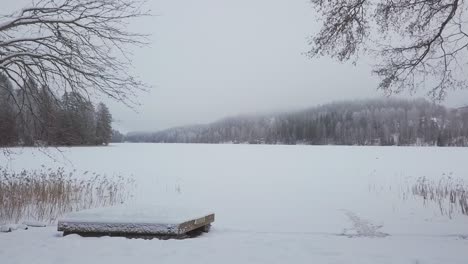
[0,224,28,233]
[340,211,389,238]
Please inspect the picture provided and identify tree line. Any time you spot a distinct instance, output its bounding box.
[0,74,113,147]
[125,99,468,146]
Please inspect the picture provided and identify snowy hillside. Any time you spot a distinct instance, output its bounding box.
[1,143,468,263]
[125,99,468,146]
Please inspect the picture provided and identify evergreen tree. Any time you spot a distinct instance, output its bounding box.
[59,92,96,145]
[0,78,115,147]
[111,129,125,143]
[95,103,113,145]
[37,86,59,145]
[0,74,18,146]
[16,78,41,146]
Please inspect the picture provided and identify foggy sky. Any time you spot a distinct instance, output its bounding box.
[4,0,468,132]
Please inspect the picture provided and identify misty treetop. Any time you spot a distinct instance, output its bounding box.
[126,99,468,147]
[0,74,113,147]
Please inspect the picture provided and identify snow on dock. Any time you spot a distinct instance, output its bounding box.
[57,205,215,238]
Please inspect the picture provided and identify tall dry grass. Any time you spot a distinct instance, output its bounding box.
[0,166,134,224]
[412,176,468,218]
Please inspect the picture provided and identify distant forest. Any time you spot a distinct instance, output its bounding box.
[125,99,468,146]
[0,74,113,147]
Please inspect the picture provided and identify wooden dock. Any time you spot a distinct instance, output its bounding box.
[57,205,215,239]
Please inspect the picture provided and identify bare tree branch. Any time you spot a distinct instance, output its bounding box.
[0,0,150,108]
[309,0,468,100]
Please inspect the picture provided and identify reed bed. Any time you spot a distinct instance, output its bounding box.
[0,166,134,224]
[412,176,468,218]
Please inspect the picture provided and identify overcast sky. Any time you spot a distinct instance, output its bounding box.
[4,0,468,132]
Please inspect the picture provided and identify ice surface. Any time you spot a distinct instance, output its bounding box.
[1,143,468,264]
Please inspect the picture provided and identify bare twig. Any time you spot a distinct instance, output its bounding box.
[309,0,468,100]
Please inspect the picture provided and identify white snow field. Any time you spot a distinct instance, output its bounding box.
[1,143,468,264]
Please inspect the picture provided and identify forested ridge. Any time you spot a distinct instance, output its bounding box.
[126,99,468,146]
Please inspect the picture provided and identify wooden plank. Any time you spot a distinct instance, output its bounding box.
[178,213,215,234]
[58,213,215,236]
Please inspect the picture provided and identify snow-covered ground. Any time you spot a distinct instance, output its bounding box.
[1,143,468,263]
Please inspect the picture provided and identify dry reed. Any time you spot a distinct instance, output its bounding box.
[412,176,468,218]
[0,166,134,224]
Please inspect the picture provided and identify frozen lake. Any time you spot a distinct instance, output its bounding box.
[1,143,468,263]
